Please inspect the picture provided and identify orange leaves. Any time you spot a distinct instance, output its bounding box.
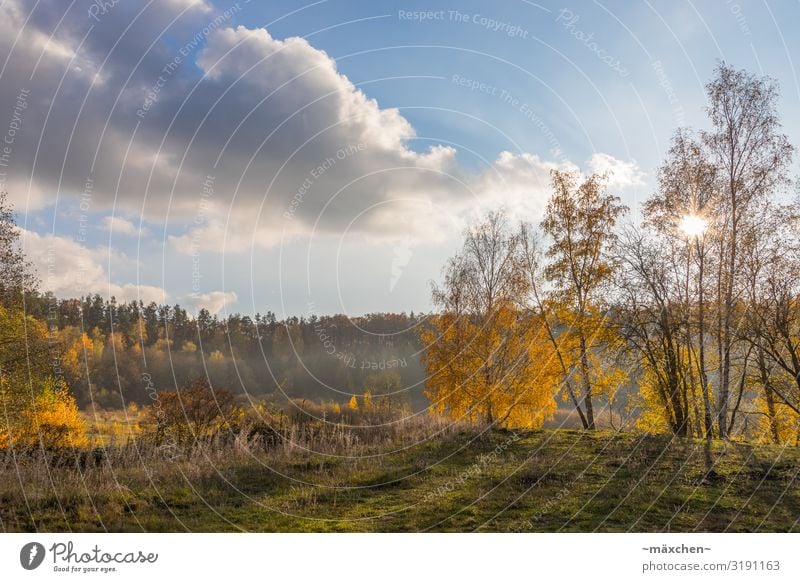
[421,305,558,428]
[348,395,359,411]
[17,378,89,448]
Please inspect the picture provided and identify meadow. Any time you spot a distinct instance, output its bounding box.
[2,413,798,533]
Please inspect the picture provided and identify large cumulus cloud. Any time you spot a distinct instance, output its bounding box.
[1,0,642,264]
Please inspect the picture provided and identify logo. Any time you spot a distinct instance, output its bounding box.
[20,542,46,570]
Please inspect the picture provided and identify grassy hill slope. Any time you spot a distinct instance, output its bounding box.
[2,429,799,532]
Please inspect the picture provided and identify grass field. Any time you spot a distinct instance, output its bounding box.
[2,426,799,532]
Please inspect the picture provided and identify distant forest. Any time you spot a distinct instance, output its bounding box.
[22,292,427,410]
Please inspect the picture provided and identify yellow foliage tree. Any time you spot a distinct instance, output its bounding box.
[57,326,96,404]
[754,393,800,445]
[0,304,62,446]
[541,170,627,429]
[16,377,88,448]
[420,213,560,428]
[348,395,359,411]
[422,304,559,428]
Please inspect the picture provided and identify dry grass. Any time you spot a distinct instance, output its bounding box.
[0,411,466,531]
[2,412,799,532]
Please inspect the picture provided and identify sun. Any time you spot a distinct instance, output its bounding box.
[679,214,707,238]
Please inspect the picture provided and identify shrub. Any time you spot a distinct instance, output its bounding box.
[153,378,236,442]
[8,377,89,448]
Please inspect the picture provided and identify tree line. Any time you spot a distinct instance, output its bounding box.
[20,292,426,409]
[0,194,426,448]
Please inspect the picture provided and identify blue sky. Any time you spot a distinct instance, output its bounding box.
[2,0,798,316]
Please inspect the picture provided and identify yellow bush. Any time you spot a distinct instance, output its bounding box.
[754,394,800,445]
[18,378,89,448]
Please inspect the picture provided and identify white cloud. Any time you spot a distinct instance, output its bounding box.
[19,228,166,304]
[471,151,569,223]
[1,0,647,283]
[588,153,646,188]
[167,0,212,13]
[185,291,237,315]
[109,283,168,304]
[102,216,141,237]
[166,148,641,255]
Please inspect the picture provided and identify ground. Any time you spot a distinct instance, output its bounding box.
[3,428,798,532]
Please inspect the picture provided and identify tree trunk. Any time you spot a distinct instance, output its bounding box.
[537,302,589,429]
[757,350,780,444]
[578,333,595,430]
[718,182,738,439]
[697,246,714,440]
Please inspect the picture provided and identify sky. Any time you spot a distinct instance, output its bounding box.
[1,0,798,317]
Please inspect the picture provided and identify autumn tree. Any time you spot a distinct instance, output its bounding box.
[154,378,236,443]
[16,377,89,448]
[635,130,719,438]
[420,212,557,428]
[364,371,408,415]
[0,191,37,306]
[702,64,793,437]
[540,171,627,429]
[0,191,87,448]
[616,229,705,436]
[57,326,97,405]
[742,224,800,442]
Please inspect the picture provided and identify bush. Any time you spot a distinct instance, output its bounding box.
[2,377,89,449]
[153,378,236,443]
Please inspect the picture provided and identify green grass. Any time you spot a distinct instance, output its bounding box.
[2,428,799,532]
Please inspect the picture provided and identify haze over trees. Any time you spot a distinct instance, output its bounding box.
[19,293,426,409]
